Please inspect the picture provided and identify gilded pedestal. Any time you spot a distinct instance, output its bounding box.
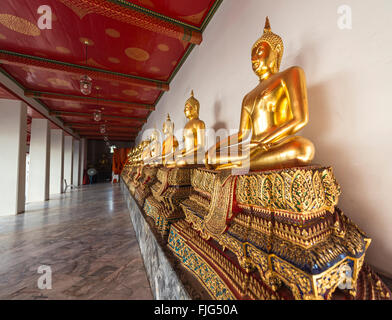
[134,165,158,207]
[143,166,195,235]
[168,166,385,300]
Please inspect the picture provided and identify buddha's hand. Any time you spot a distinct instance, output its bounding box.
[260,142,272,152]
[203,151,210,166]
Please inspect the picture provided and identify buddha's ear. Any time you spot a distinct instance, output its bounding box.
[276,44,282,53]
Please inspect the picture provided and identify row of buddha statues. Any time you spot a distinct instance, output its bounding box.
[121,18,391,300]
[128,17,314,172]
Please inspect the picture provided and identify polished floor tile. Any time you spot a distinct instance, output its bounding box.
[0,183,153,300]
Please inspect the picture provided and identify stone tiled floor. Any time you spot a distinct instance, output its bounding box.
[0,183,153,300]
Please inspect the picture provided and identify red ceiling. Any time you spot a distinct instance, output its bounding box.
[128,0,216,28]
[0,0,221,141]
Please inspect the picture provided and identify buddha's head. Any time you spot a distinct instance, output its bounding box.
[151,129,158,142]
[184,90,200,120]
[163,113,174,135]
[252,17,284,78]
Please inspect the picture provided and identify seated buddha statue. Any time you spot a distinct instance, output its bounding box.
[167,91,206,167]
[137,139,151,164]
[205,17,315,171]
[148,113,179,166]
[143,129,161,165]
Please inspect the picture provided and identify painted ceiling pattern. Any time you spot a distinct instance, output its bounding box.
[0,0,221,142]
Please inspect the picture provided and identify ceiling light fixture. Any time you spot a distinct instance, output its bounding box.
[93,110,102,122]
[93,87,102,122]
[80,41,92,95]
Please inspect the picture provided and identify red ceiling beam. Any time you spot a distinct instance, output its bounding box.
[0,51,169,91]
[65,123,138,129]
[83,136,135,141]
[77,131,137,137]
[58,0,202,45]
[67,124,139,131]
[63,122,142,129]
[25,90,155,111]
[49,110,146,122]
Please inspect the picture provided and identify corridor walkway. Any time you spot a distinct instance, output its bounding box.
[0,183,153,299]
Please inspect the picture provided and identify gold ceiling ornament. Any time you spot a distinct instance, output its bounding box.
[66,102,79,108]
[122,89,138,97]
[110,81,119,86]
[157,43,169,52]
[79,37,94,46]
[108,57,120,64]
[120,109,136,114]
[56,46,71,54]
[125,47,150,62]
[85,58,106,69]
[57,0,93,19]
[252,16,284,69]
[47,77,73,89]
[0,14,40,37]
[138,0,155,8]
[33,51,47,57]
[179,8,208,25]
[149,66,160,73]
[105,28,120,38]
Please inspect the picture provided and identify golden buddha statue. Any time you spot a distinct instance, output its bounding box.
[136,139,150,163]
[143,129,161,165]
[158,114,179,165]
[205,17,315,171]
[168,91,206,167]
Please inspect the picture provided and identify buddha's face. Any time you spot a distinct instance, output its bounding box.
[163,121,173,135]
[184,103,198,119]
[251,41,278,77]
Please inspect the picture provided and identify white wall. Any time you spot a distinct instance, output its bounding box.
[64,136,73,188]
[137,0,392,275]
[28,119,50,202]
[50,129,64,194]
[72,140,80,186]
[0,99,26,215]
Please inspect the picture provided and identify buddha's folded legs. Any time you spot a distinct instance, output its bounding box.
[250,136,315,170]
[207,136,314,171]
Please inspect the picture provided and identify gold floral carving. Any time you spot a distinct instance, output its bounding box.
[236,167,341,218]
[0,14,40,36]
[125,47,150,62]
[204,171,237,237]
[105,28,120,38]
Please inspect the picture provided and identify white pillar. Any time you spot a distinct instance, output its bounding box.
[79,138,87,185]
[49,129,64,194]
[64,136,73,189]
[28,119,50,202]
[0,99,27,215]
[72,139,81,186]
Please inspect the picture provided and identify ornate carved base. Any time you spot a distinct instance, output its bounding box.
[147,166,196,235]
[168,220,285,300]
[120,163,391,300]
[179,166,377,300]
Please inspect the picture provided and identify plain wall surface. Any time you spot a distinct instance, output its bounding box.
[72,140,81,186]
[137,0,392,275]
[0,99,26,215]
[28,119,50,202]
[64,136,73,187]
[49,129,64,194]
